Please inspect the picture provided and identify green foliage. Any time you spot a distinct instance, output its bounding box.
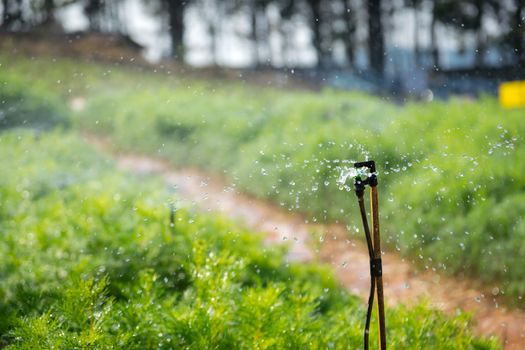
[0,130,499,349]
[0,69,68,130]
[2,54,523,304]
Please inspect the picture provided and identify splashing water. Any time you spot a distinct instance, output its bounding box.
[336,166,374,192]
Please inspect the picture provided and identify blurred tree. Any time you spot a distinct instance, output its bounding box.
[473,0,485,67]
[277,0,296,66]
[1,0,24,30]
[511,0,524,65]
[341,0,356,68]
[30,0,59,28]
[249,0,260,65]
[143,0,190,61]
[305,0,323,67]
[83,0,126,34]
[304,0,338,68]
[367,0,384,74]
[210,0,277,67]
[432,0,501,68]
[2,0,84,31]
[165,0,186,60]
[0,0,521,70]
[129,0,182,60]
[250,0,271,66]
[195,0,220,65]
[42,0,55,25]
[84,0,104,31]
[429,0,439,69]
[320,0,357,68]
[404,0,423,67]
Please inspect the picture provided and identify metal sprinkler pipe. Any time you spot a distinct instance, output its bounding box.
[353,160,387,350]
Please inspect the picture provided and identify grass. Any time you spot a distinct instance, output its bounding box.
[1,53,524,307]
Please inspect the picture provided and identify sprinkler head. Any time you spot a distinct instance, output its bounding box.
[337,161,377,195]
[351,161,378,197]
[354,160,378,187]
[354,160,376,174]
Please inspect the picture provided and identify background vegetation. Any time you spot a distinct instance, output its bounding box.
[2,0,524,73]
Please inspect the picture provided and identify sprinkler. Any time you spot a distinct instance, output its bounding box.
[339,160,387,350]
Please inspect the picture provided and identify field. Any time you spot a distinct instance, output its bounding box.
[2,54,522,305]
[0,52,522,348]
[0,129,500,348]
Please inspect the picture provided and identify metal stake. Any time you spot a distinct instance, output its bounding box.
[353,160,386,350]
[371,184,386,349]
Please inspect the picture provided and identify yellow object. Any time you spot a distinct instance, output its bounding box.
[499,80,525,108]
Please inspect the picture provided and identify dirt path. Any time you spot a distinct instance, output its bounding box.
[86,135,525,349]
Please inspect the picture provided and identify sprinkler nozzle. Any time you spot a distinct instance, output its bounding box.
[354,160,378,187]
[337,161,377,194]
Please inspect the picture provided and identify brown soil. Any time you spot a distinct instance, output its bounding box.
[85,134,525,349]
[0,31,148,65]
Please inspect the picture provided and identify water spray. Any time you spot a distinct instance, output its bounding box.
[339,160,387,350]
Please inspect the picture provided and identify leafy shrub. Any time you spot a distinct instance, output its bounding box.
[0,130,499,349]
[0,72,68,130]
[2,55,524,304]
[95,86,524,304]
[67,72,525,303]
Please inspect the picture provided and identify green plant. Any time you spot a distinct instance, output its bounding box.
[1,53,524,305]
[0,129,499,349]
[0,70,68,130]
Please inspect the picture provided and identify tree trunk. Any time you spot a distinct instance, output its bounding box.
[342,0,355,68]
[2,0,9,28]
[166,0,185,61]
[2,0,23,29]
[280,22,291,67]
[251,3,259,67]
[308,0,323,68]
[413,2,420,67]
[514,0,524,66]
[43,0,54,25]
[474,0,484,68]
[208,12,218,66]
[257,7,271,66]
[107,1,121,33]
[85,0,103,32]
[367,0,384,75]
[430,5,440,70]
